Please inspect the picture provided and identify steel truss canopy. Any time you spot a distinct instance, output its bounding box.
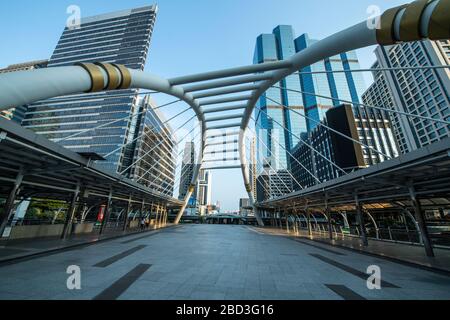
[257,138,450,210]
[0,0,449,227]
[0,117,183,206]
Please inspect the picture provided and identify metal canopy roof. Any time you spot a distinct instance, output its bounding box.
[0,117,183,206]
[258,138,450,211]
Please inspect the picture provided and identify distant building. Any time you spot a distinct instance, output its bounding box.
[179,141,195,200]
[363,40,450,154]
[294,34,399,169]
[0,60,48,123]
[239,198,252,216]
[0,60,48,74]
[361,61,402,151]
[248,134,258,201]
[179,146,212,215]
[197,169,212,215]
[128,95,176,195]
[215,201,221,213]
[256,166,293,201]
[290,104,399,189]
[206,204,219,215]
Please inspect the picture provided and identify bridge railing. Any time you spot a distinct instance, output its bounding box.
[288,221,450,248]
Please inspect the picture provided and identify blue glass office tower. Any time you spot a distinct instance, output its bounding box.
[254,28,366,170]
[22,6,158,174]
[254,26,306,172]
[254,28,399,199]
[295,34,367,131]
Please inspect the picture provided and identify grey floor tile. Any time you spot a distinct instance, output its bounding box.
[1,224,450,301]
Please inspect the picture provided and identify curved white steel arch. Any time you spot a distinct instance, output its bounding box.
[0,0,448,226]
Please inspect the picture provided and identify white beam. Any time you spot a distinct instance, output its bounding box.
[202,104,247,114]
[169,61,291,85]
[205,114,243,122]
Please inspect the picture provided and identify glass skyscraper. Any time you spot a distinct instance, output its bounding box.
[254,26,306,172]
[179,141,195,201]
[129,95,176,196]
[254,28,399,199]
[296,34,399,166]
[295,34,367,131]
[254,28,368,170]
[22,5,158,173]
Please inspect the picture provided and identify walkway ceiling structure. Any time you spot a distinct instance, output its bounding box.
[0,0,449,227]
[0,117,182,207]
[258,137,450,211]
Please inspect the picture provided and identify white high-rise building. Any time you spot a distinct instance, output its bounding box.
[363,40,450,154]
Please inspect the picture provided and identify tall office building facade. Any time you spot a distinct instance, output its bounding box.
[295,35,333,131]
[254,26,306,172]
[291,104,399,189]
[0,60,48,123]
[294,34,399,168]
[128,95,176,196]
[295,34,369,130]
[178,142,211,214]
[362,61,405,153]
[179,141,195,201]
[363,40,450,154]
[22,6,158,173]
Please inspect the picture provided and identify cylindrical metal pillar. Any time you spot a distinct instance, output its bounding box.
[325,193,333,240]
[409,186,434,257]
[355,193,368,246]
[99,190,113,235]
[61,184,81,239]
[122,195,133,232]
[0,169,24,237]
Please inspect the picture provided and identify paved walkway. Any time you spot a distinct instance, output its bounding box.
[258,227,450,273]
[0,225,171,263]
[0,224,449,300]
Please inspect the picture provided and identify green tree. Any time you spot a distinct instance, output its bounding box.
[25,199,68,222]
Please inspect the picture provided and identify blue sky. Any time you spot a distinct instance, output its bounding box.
[0,0,405,211]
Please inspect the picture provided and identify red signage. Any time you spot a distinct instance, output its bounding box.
[97,205,106,222]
